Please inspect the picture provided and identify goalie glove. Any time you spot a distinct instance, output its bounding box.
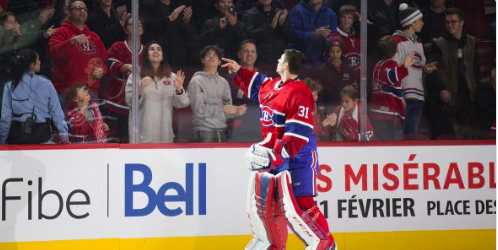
[245,143,271,170]
[245,139,290,171]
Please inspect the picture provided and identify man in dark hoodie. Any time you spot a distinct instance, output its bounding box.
[289,0,337,66]
[429,7,480,138]
[49,0,107,106]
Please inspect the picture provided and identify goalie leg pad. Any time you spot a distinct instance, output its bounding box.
[246,172,270,250]
[276,171,335,250]
[246,172,288,250]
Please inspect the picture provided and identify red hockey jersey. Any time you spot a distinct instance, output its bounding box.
[327,102,374,141]
[370,59,408,124]
[233,67,316,158]
[331,27,360,83]
[105,41,144,115]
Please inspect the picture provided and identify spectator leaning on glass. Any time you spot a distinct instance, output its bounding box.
[49,0,107,105]
[125,42,190,143]
[0,49,68,144]
[187,45,247,143]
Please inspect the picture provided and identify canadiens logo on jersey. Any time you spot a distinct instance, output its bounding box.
[411,51,423,71]
[75,40,98,56]
[260,106,275,127]
[346,52,360,70]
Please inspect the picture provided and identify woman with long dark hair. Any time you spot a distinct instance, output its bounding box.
[0,49,68,144]
[125,41,189,143]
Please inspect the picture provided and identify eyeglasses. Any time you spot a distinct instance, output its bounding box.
[445,20,461,25]
[71,6,88,12]
[126,23,143,26]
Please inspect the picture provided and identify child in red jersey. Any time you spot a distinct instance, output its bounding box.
[65,84,109,143]
[323,84,375,141]
[371,35,414,140]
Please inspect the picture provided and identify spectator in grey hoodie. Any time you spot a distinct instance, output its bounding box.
[187,45,247,142]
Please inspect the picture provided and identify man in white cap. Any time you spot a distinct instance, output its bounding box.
[393,3,437,136]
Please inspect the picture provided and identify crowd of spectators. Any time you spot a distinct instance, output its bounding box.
[0,0,495,144]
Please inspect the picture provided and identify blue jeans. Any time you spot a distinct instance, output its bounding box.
[404,99,424,135]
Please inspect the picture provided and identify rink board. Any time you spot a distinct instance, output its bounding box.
[0,142,495,250]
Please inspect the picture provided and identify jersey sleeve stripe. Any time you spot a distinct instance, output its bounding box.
[381,84,403,98]
[286,119,313,129]
[285,122,313,140]
[387,68,398,85]
[248,73,266,102]
[284,132,310,143]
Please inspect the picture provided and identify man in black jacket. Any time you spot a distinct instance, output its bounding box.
[200,0,247,61]
[241,0,294,66]
[87,0,126,49]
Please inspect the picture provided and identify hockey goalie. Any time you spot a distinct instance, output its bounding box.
[222,49,337,250]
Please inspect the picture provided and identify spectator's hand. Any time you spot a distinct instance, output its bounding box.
[440,90,451,103]
[425,61,437,73]
[221,57,241,73]
[174,69,185,92]
[322,113,337,127]
[60,139,71,144]
[44,25,57,37]
[120,64,132,73]
[219,17,228,29]
[119,12,131,28]
[314,26,331,38]
[402,98,406,109]
[92,67,104,80]
[236,104,247,116]
[404,51,415,68]
[423,43,432,53]
[140,76,153,95]
[39,7,55,24]
[223,105,238,114]
[226,11,237,26]
[341,127,354,140]
[70,34,90,45]
[183,6,193,24]
[169,5,186,22]
[116,5,127,18]
[103,123,109,132]
[224,104,247,116]
[278,9,288,26]
[271,11,280,28]
[12,23,22,36]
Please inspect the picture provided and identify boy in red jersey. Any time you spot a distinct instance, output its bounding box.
[371,35,415,140]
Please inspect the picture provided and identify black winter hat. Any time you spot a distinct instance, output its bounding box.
[399,3,423,28]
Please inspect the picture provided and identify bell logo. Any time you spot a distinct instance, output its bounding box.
[124,163,207,217]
